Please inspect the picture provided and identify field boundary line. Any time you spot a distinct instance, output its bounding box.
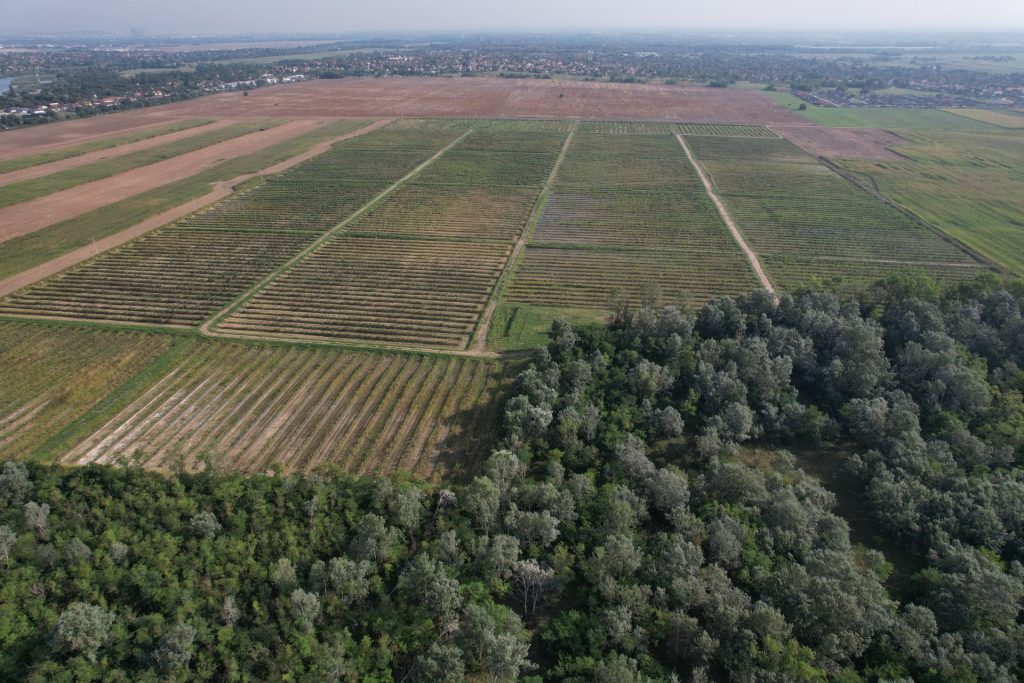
[201,128,473,338]
[468,122,578,353]
[676,134,778,301]
[0,119,393,299]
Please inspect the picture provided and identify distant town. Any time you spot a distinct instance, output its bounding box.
[2,32,1023,128]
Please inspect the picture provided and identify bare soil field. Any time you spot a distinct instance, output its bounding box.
[0,109,194,161]
[157,77,807,124]
[773,125,908,160]
[0,118,330,243]
[0,119,236,187]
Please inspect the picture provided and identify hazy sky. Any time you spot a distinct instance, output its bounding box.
[3,0,1024,35]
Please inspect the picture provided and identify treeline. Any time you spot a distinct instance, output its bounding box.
[0,273,1022,680]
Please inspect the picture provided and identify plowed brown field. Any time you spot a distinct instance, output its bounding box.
[0,109,193,161]
[773,125,908,160]
[156,77,806,123]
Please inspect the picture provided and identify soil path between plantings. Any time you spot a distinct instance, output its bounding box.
[469,122,578,354]
[676,133,778,301]
[0,119,393,298]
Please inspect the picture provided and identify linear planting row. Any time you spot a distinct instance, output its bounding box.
[66,341,508,480]
[219,237,512,348]
[577,121,777,137]
[0,322,171,456]
[508,131,758,311]
[215,128,567,349]
[0,127,464,326]
[684,134,991,290]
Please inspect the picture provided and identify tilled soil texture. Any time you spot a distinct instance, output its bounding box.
[156,78,808,124]
[0,110,195,161]
[773,126,908,160]
[0,119,330,243]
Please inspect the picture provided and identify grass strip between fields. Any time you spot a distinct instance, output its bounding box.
[0,119,373,281]
[0,119,216,175]
[30,333,200,463]
[203,129,474,346]
[0,119,282,209]
[471,123,577,353]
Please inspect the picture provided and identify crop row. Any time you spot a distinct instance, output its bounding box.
[0,321,171,456]
[762,255,991,292]
[508,246,758,310]
[677,123,778,138]
[179,181,391,233]
[0,120,277,209]
[576,121,679,134]
[389,118,575,132]
[1,128,464,327]
[349,184,538,242]
[0,229,315,326]
[534,190,726,249]
[66,341,508,479]
[219,237,512,348]
[703,159,853,197]
[687,130,988,290]
[725,195,977,263]
[567,132,688,159]
[413,149,560,187]
[684,135,808,161]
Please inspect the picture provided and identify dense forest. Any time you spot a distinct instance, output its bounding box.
[1,273,1022,681]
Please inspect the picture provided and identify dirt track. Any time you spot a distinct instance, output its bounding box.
[676,134,777,300]
[0,118,329,243]
[772,125,908,160]
[155,77,807,124]
[0,119,392,298]
[0,119,237,187]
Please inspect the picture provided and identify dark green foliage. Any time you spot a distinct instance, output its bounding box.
[0,275,1021,681]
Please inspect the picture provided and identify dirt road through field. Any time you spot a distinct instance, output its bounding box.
[0,119,327,243]
[0,119,393,297]
[470,122,578,354]
[676,134,777,300]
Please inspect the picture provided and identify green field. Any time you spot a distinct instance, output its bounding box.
[486,301,608,351]
[0,321,174,458]
[763,92,1000,130]
[840,129,1024,276]
[685,133,993,290]
[943,108,1024,129]
[0,118,373,281]
[0,120,280,208]
[0,119,214,175]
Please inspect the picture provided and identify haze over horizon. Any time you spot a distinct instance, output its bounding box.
[3,0,1024,37]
